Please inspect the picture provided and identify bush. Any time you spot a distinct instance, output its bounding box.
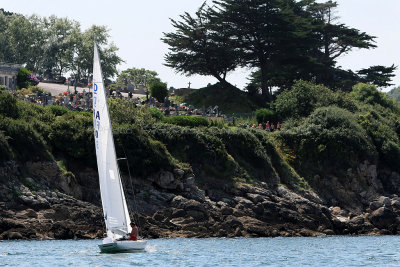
[255,108,276,124]
[46,105,69,116]
[279,106,377,170]
[0,92,19,118]
[114,124,174,177]
[145,123,234,180]
[0,85,6,91]
[149,107,164,121]
[49,113,95,161]
[275,80,356,119]
[351,83,395,110]
[0,116,49,160]
[149,81,168,102]
[17,68,31,89]
[163,116,209,127]
[109,98,154,125]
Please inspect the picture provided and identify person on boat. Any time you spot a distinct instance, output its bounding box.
[129,222,138,241]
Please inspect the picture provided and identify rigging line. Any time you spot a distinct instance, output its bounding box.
[120,141,143,236]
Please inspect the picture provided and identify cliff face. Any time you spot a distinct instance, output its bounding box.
[2,157,400,240]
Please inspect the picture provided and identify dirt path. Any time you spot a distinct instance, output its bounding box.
[38,82,145,98]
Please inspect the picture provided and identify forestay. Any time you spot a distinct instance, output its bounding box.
[92,42,131,240]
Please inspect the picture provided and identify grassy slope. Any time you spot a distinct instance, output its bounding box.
[180,83,264,114]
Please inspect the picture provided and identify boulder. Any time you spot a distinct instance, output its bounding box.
[368,207,396,229]
[156,171,176,189]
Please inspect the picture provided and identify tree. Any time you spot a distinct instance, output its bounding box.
[357,65,397,88]
[68,25,123,84]
[308,1,377,87]
[162,3,241,85]
[150,81,168,102]
[116,68,161,90]
[41,16,78,78]
[213,0,317,100]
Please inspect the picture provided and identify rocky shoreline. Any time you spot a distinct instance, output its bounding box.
[1,160,400,240]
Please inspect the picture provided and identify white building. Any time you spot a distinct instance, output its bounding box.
[0,63,22,90]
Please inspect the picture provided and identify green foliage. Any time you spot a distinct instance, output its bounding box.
[357,105,400,170]
[275,80,357,119]
[109,98,155,125]
[279,106,377,171]
[387,86,400,101]
[149,81,168,102]
[184,82,263,114]
[0,116,49,160]
[114,124,174,177]
[46,105,70,116]
[149,107,164,121]
[163,116,209,127]
[0,130,12,161]
[255,108,276,124]
[351,83,395,109]
[0,85,6,91]
[145,123,235,180]
[116,68,161,90]
[49,112,95,161]
[162,3,240,84]
[0,92,19,118]
[357,65,397,88]
[17,68,31,89]
[207,127,277,183]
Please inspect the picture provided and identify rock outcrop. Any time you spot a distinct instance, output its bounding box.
[2,160,400,240]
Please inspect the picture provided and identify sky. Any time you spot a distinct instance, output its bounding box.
[1,0,399,90]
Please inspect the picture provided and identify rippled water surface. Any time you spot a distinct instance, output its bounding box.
[1,236,400,266]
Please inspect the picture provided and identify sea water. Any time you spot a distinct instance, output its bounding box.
[1,236,400,266]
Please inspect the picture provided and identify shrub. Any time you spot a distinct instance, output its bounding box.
[279,106,377,170]
[49,113,95,161]
[0,92,18,118]
[163,116,209,127]
[46,105,69,116]
[114,124,174,177]
[255,108,276,124]
[0,130,12,161]
[0,116,49,160]
[17,68,31,89]
[149,81,168,102]
[145,123,234,180]
[0,85,6,91]
[109,98,154,125]
[351,83,395,110]
[149,107,164,121]
[275,80,356,119]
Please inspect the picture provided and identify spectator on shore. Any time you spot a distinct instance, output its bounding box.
[257,123,263,129]
[251,124,256,128]
[265,121,270,131]
[277,122,281,131]
[271,123,275,132]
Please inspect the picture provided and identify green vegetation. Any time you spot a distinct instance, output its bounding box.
[183,82,263,114]
[255,108,276,124]
[387,86,400,101]
[1,77,400,195]
[164,0,396,101]
[150,81,168,102]
[162,116,209,128]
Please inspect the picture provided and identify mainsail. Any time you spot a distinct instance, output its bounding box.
[92,41,131,239]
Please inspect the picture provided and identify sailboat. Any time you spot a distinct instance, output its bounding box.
[92,41,147,253]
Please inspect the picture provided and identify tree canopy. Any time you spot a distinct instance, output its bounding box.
[0,9,123,82]
[163,0,396,102]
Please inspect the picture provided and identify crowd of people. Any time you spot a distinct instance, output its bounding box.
[251,121,281,131]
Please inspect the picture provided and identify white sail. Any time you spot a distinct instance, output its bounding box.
[92,41,131,240]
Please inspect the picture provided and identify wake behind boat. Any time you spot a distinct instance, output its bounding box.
[92,41,146,253]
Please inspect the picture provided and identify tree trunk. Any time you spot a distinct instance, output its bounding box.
[260,66,270,102]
